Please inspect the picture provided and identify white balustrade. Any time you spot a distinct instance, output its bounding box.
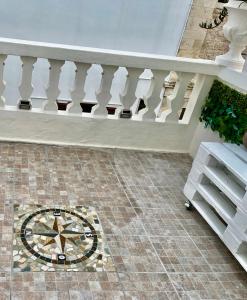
[0,37,221,122]
[0,36,245,153]
[162,72,194,122]
[92,65,118,117]
[68,62,91,114]
[44,59,64,111]
[19,56,37,109]
[0,54,6,107]
[0,37,236,127]
[0,36,245,152]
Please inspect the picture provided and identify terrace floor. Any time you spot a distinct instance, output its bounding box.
[0,142,247,300]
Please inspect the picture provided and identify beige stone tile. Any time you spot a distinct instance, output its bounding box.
[0,142,245,298]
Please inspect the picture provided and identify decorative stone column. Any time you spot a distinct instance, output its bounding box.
[216,0,247,71]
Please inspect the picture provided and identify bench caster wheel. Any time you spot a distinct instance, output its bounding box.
[185,200,193,211]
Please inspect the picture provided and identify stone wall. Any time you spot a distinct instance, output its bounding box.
[199,5,229,59]
[178,0,229,60]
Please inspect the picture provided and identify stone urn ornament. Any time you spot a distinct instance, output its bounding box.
[215,0,247,71]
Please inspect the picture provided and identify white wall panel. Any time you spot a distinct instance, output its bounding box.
[0,0,192,105]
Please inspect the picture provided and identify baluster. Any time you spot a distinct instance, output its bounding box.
[68,62,91,114]
[91,65,117,117]
[18,56,37,110]
[0,54,7,107]
[140,70,169,121]
[182,74,214,124]
[43,59,64,111]
[119,67,143,118]
[164,72,194,122]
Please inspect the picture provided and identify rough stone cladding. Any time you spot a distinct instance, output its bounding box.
[178,0,232,60]
[198,6,229,59]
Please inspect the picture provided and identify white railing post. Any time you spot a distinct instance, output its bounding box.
[182,74,214,124]
[163,72,194,122]
[43,59,64,111]
[119,67,143,118]
[91,65,117,117]
[18,56,37,110]
[140,70,169,121]
[0,54,7,107]
[68,62,91,114]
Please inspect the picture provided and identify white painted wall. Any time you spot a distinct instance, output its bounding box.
[189,122,223,157]
[0,0,192,105]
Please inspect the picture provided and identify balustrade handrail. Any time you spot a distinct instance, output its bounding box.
[0,37,221,75]
[0,36,245,126]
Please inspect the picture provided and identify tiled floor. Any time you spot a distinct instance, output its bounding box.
[0,142,246,299]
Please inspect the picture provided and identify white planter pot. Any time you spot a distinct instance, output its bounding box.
[216,0,247,71]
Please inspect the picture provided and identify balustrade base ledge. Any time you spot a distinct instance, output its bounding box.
[0,109,195,154]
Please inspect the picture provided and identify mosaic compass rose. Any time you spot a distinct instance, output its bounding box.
[32,216,85,254]
[13,205,115,272]
[20,208,98,265]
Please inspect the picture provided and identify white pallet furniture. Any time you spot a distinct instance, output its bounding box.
[184,142,247,272]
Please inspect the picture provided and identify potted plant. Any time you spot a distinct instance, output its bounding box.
[200,80,247,147]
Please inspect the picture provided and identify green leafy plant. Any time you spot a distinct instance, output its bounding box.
[200,80,247,144]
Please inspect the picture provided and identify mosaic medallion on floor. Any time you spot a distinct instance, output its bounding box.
[13,204,115,272]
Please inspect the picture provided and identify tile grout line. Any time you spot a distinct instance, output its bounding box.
[109,152,217,298]
[141,218,183,299]
[4,143,246,299]
[110,154,168,296]
[177,216,241,297]
[179,214,245,275]
[108,150,146,295]
[110,154,183,299]
[109,155,239,295]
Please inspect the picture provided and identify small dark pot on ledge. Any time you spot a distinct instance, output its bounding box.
[243,132,247,148]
